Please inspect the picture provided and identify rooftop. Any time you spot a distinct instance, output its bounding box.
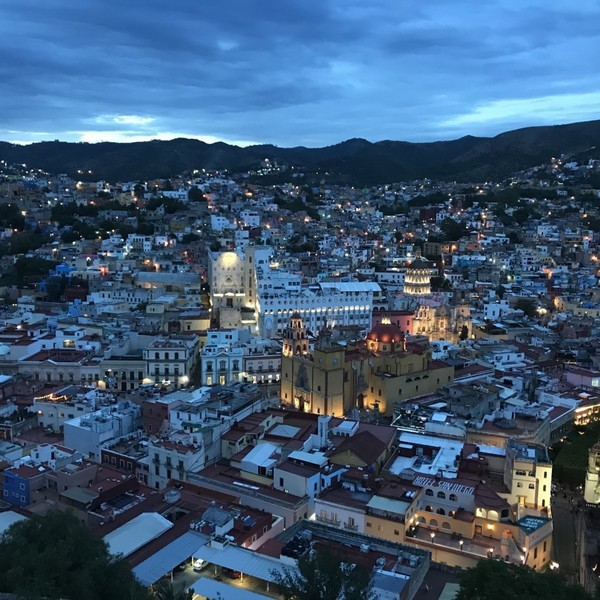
[516,515,551,535]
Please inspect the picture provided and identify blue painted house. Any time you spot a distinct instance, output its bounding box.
[2,465,45,508]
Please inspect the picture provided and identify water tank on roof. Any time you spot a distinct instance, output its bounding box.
[164,490,181,504]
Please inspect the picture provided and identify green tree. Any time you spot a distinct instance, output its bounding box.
[456,559,593,600]
[44,275,69,302]
[439,218,468,242]
[0,230,49,256]
[62,229,82,243]
[188,187,206,202]
[271,549,374,600]
[459,325,469,341]
[512,206,540,225]
[0,203,25,230]
[133,183,146,199]
[430,275,452,292]
[182,232,201,243]
[14,256,56,278]
[515,298,538,318]
[0,511,149,600]
[145,197,186,214]
[151,580,193,600]
[136,221,155,235]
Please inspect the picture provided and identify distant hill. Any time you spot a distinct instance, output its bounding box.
[1,120,600,184]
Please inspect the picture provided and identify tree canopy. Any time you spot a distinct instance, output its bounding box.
[271,548,374,600]
[151,580,193,600]
[0,511,149,600]
[188,187,206,202]
[515,297,538,318]
[0,256,57,287]
[456,559,595,600]
[439,217,468,242]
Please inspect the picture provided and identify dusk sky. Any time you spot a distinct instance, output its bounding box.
[2,0,600,147]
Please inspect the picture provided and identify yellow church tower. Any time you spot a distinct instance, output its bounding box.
[280,316,347,416]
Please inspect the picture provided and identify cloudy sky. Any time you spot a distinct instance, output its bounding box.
[1,0,599,147]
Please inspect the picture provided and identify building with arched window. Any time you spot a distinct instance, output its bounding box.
[280,316,454,416]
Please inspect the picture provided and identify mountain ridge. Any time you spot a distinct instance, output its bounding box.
[1,119,600,184]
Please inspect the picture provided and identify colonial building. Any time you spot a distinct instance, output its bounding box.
[201,328,281,388]
[315,433,554,570]
[584,441,600,504]
[390,252,472,343]
[411,300,472,343]
[148,433,206,490]
[280,316,454,417]
[208,246,379,338]
[142,334,199,388]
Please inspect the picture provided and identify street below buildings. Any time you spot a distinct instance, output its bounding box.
[551,492,579,582]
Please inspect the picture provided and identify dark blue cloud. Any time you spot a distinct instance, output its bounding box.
[0,0,599,146]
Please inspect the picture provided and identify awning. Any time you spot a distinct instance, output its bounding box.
[104,512,173,558]
[133,531,208,586]
[192,544,291,583]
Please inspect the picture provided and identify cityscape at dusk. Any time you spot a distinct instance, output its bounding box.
[1,2,600,600]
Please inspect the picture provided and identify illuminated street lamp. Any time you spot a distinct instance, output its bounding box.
[430,533,435,543]
[459,540,464,551]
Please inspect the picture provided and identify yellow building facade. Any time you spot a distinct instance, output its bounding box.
[280,317,454,417]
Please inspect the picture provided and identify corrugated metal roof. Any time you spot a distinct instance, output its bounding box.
[132,531,208,586]
[192,543,292,583]
[104,512,173,558]
[241,442,279,468]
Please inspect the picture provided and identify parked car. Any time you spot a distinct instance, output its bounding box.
[193,559,208,572]
[222,567,242,579]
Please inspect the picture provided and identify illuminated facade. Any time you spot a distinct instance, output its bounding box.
[411,301,472,343]
[584,442,600,504]
[280,317,454,416]
[142,335,199,388]
[258,281,379,339]
[403,254,432,296]
[208,247,379,338]
[316,436,554,570]
[502,439,552,511]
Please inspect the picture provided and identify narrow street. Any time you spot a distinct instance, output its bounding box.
[551,493,578,582]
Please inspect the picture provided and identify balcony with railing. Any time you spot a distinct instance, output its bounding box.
[405,522,525,565]
[316,515,341,527]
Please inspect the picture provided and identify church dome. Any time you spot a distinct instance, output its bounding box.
[366,323,405,344]
[407,256,430,270]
